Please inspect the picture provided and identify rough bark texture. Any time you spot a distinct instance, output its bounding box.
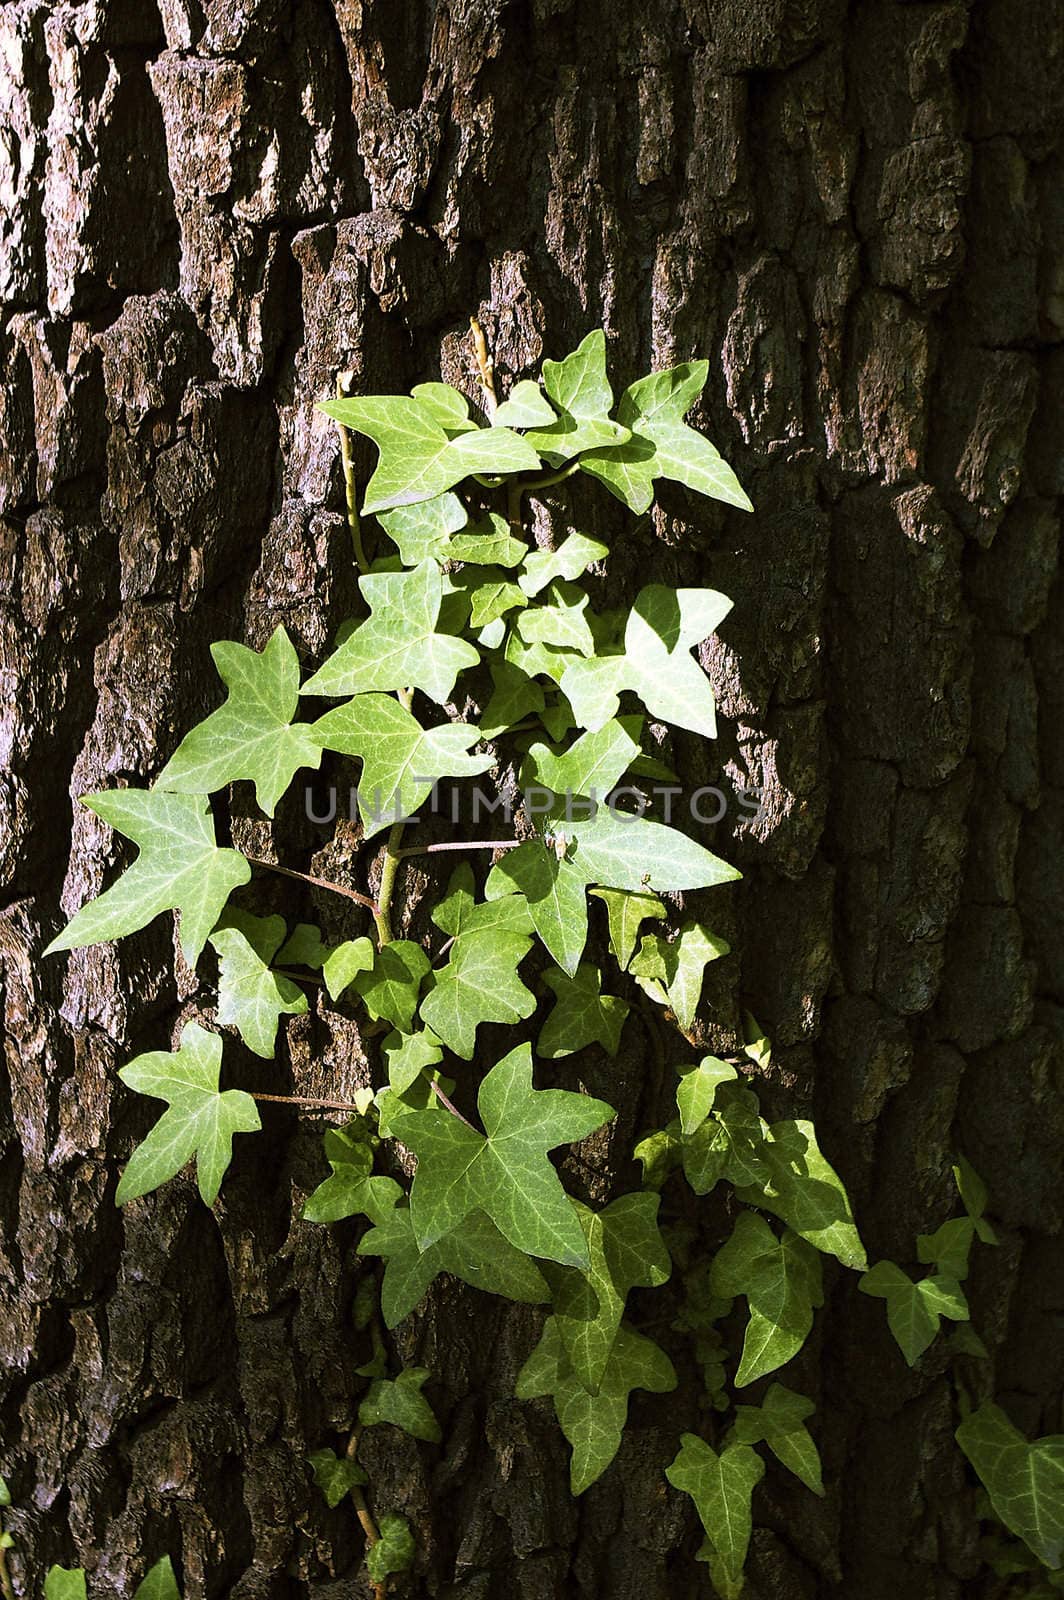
[1,1,1062,1596]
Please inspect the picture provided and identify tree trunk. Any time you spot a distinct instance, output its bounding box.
[1,1,1061,1596]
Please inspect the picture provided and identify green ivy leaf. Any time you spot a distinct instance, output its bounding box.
[308,1447,367,1509]
[449,510,528,567]
[542,809,740,897]
[494,378,558,429]
[683,1084,770,1194]
[633,1120,684,1190]
[359,1202,550,1327]
[302,560,479,704]
[543,1193,670,1391]
[208,912,308,1059]
[676,1057,738,1137]
[454,568,528,628]
[956,1403,1064,1569]
[485,843,588,976]
[154,627,321,816]
[352,941,431,1033]
[366,1512,416,1584]
[419,928,536,1058]
[321,938,376,1001]
[376,491,468,564]
[302,1126,403,1225]
[318,393,541,513]
[312,693,493,838]
[523,331,630,462]
[358,1367,441,1444]
[430,863,533,940]
[393,1042,614,1267]
[522,716,642,801]
[518,531,609,597]
[382,1028,444,1094]
[733,1119,867,1270]
[115,1023,260,1207]
[917,1216,977,1281]
[132,1557,182,1600]
[45,1571,88,1600]
[479,657,546,739]
[859,1261,969,1364]
[517,1316,676,1494]
[710,1212,824,1385]
[43,790,251,966]
[583,362,752,514]
[732,1383,824,1496]
[630,922,730,1030]
[666,1435,765,1600]
[516,580,596,657]
[954,1155,999,1245]
[538,964,629,1058]
[589,886,666,971]
[561,584,732,738]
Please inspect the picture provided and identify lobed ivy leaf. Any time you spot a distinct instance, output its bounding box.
[115,1022,260,1206]
[666,1435,765,1600]
[302,1126,403,1225]
[956,1402,1064,1570]
[302,560,478,704]
[538,964,629,1058]
[517,1316,676,1494]
[589,885,666,971]
[523,331,630,462]
[419,927,536,1058]
[521,715,642,801]
[683,1085,770,1194]
[582,361,753,515]
[494,378,558,429]
[308,1447,367,1509]
[485,842,588,976]
[376,491,467,564]
[634,1120,684,1191]
[450,510,528,567]
[531,808,740,900]
[430,862,533,940]
[359,1202,550,1328]
[543,1193,670,1391]
[917,1216,977,1281]
[519,531,610,597]
[352,941,431,1033]
[366,1513,416,1585]
[709,1212,824,1386]
[516,580,596,657]
[454,568,528,629]
[561,584,732,738]
[382,1028,444,1094]
[312,692,493,838]
[733,1383,824,1496]
[954,1154,999,1245]
[43,790,251,966]
[733,1118,867,1270]
[358,1367,441,1443]
[858,1261,969,1364]
[208,911,308,1059]
[676,1057,738,1137]
[155,626,321,816]
[393,1042,614,1267]
[318,392,541,513]
[630,922,730,1030]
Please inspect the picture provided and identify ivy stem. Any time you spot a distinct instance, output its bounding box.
[249,1092,367,1114]
[469,315,497,417]
[345,1428,386,1600]
[335,371,371,576]
[431,1080,476,1130]
[518,459,581,493]
[0,1541,14,1600]
[394,838,522,860]
[373,689,415,947]
[245,855,379,915]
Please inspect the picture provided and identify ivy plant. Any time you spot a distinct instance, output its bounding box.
[45,324,876,1600]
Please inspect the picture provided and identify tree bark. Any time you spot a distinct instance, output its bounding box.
[1,1,1062,1597]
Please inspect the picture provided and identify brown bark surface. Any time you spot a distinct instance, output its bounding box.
[1,1,1062,1596]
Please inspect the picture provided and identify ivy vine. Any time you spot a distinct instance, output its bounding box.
[32,327,1061,1599]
